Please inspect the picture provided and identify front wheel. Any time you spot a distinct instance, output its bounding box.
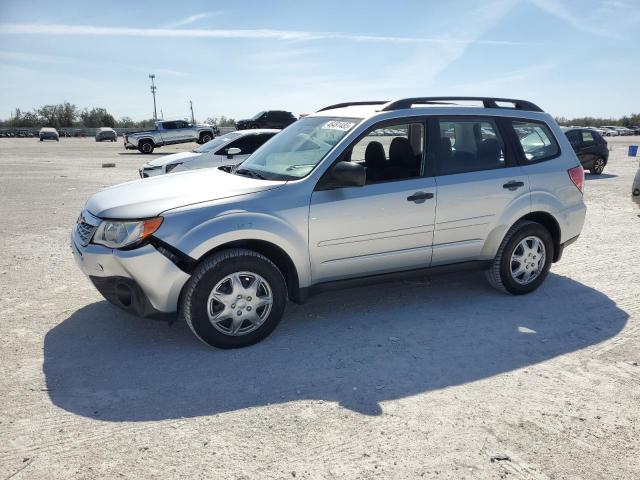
[590,157,605,175]
[199,133,213,144]
[486,220,553,295]
[182,249,287,348]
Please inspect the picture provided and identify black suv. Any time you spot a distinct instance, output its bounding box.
[564,127,609,175]
[235,110,297,130]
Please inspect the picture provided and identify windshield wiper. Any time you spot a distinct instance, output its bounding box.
[235,168,267,180]
[285,164,315,171]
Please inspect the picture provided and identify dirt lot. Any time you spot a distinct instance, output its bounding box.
[1,136,639,479]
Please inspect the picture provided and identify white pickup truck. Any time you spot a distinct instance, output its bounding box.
[123,120,218,154]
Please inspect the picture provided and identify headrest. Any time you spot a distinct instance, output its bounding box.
[364,141,386,167]
[389,137,415,166]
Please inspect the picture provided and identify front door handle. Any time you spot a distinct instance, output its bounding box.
[503,181,525,191]
[407,191,434,202]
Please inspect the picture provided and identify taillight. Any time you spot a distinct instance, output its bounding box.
[568,165,584,192]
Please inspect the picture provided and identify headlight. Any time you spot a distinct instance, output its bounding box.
[165,162,183,173]
[92,217,163,249]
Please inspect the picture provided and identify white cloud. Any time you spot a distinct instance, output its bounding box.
[0,23,534,46]
[164,12,224,29]
[529,0,620,39]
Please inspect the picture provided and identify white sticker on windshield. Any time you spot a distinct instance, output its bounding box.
[322,120,355,131]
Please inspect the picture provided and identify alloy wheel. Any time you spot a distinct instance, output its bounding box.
[207,271,273,336]
[594,158,604,174]
[510,236,546,285]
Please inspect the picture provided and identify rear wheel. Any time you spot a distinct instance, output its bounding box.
[486,220,553,295]
[590,157,605,175]
[138,140,154,154]
[182,249,287,348]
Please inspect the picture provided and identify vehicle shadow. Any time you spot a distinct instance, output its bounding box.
[44,272,627,421]
[117,152,166,156]
[586,173,617,179]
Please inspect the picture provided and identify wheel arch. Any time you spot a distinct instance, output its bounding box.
[135,136,155,145]
[189,239,303,304]
[513,211,562,262]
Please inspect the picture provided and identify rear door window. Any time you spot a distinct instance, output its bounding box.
[435,118,506,175]
[566,130,580,145]
[512,121,560,162]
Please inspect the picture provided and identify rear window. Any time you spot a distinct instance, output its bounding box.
[581,131,595,145]
[512,121,560,162]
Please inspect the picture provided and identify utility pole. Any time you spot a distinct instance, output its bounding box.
[189,100,195,124]
[149,74,158,121]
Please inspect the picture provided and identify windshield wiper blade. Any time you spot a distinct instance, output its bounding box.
[235,168,267,180]
[285,164,315,171]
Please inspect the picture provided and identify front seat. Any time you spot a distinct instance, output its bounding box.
[389,137,419,178]
[364,141,386,182]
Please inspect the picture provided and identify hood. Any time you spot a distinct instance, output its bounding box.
[85,167,285,219]
[145,151,201,167]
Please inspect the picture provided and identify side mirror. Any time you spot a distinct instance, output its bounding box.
[227,147,241,159]
[330,161,365,187]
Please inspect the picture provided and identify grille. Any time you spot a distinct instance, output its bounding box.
[76,221,97,246]
[75,211,100,247]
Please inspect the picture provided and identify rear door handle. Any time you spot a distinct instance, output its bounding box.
[407,191,434,202]
[503,181,525,191]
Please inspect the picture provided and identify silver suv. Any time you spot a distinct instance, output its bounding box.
[71,97,586,348]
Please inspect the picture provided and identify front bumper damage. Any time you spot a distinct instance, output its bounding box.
[71,236,190,317]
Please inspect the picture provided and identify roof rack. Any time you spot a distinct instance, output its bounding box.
[317,101,389,112]
[381,97,543,112]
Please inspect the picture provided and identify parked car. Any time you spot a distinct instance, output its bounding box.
[235,111,297,130]
[71,96,586,348]
[139,129,279,177]
[599,126,619,137]
[600,126,620,137]
[39,127,59,141]
[563,127,609,174]
[615,127,633,136]
[633,163,640,208]
[123,120,216,154]
[95,127,118,142]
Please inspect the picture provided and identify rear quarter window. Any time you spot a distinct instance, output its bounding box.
[512,120,560,162]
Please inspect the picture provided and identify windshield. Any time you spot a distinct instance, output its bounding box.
[251,111,266,121]
[192,132,242,153]
[236,116,361,180]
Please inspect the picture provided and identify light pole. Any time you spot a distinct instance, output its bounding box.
[149,74,158,121]
[189,100,195,124]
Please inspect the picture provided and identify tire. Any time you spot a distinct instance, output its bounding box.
[138,140,154,154]
[182,249,287,348]
[590,157,605,175]
[199,133,213,144]
[485,220,554,295]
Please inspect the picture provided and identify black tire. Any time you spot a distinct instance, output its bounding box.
[590,157,606,175]
[182,248,287,348]
[138,140,154,154]
[485,220,554,295]
[199,133,213,144]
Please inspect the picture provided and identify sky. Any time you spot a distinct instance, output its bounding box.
[0,0,639,122]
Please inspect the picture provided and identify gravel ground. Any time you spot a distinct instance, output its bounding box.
[1,136,639,479]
